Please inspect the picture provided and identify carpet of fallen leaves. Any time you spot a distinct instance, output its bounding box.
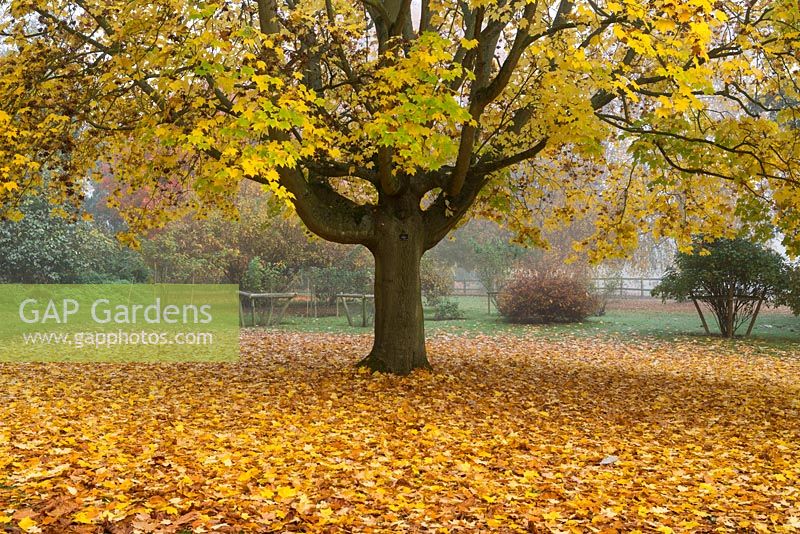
[1,332,799,533]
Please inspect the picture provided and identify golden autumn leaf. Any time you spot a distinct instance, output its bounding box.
[17,517,37,532]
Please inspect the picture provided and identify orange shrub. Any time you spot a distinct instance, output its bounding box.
[497,271,597,323]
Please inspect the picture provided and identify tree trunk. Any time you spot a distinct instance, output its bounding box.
[357,204,431,374]
[725,287,735,338]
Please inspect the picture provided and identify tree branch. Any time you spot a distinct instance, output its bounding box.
[256,0,281,34]
[255,167,375,245]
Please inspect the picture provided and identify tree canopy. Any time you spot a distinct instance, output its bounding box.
[2,0,799,250]
[2,0,800,372]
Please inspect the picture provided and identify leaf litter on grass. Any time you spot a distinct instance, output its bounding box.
[0,332,799,532]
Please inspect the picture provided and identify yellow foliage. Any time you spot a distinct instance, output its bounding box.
[0,0,798,259]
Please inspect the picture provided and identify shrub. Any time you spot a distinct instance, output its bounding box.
[431,299,464,320]
[780,264,800,316]
[241,257,290,293]
[652,237,788,337]
[420,257,453,306]
[307,265,372,305]
[497,271,597,323]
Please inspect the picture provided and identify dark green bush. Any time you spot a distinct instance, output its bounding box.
[652,238,788,337]
[0,197,149,283]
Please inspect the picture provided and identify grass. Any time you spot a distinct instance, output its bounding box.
[266,296,800,350]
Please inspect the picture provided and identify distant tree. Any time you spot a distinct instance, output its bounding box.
[426,221,512,272]
[777,264,800,317]
[240,257,291,292]
[420,257,454,306]
[83,175,129,235]
[141,185,370,285]
[75,225,150,283]
[426,221,535,298]
[472,237,528,294]
[141,219,233,284]
[307,265,372,305]
[652,238,788,337]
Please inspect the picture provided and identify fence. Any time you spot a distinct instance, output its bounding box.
[451,277,663,299]
[590,277,662,298]
[238,277,664,325]
[451,279,490,296]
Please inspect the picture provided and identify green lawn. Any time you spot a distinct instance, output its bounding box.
[266,296,800,350]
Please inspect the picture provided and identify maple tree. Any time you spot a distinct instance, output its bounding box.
[2,0,800,373]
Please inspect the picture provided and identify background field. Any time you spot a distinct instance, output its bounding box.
[266,296,800,350]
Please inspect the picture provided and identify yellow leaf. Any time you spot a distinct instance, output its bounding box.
[264,169,280,182]
[277,486,297,499]
[459,38,478,50]
[690,21,711,43]
[238,468,259,483]
[18,517,37,532]
[74,510,98,524]
[654,19,676,33]
[673,97,690,113]
[522,470,539,481]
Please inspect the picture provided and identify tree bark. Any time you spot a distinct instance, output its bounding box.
[725,287,735,338]
[357,198,431,374]
[691,297,711,335]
